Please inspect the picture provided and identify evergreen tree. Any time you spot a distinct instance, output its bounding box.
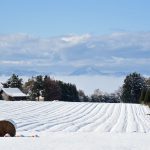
[68,83,79,102]
[5,74,23,89]
[57,81,67,101]
[121,72,146,103]
[42,76,61,101]
[23,75,79,102]
[58,81,79,102]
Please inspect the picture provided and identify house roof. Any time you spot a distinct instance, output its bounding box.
[2,88,27,97]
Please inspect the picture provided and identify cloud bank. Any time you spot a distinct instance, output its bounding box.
[0,32,150,75]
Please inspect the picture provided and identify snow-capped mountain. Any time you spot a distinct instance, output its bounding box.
[70,66,128,76]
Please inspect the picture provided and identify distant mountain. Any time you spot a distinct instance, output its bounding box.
[0,70,39,76]
[1,66,147,77]
[0,69,57,77]
[70,66,128,76]
[70,67,102,75]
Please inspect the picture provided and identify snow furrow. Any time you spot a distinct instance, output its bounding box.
[0,101,150,133]
[77,103,110,132]
[94,104,119,132]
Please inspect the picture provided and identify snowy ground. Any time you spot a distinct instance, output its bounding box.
[0,101,150,150]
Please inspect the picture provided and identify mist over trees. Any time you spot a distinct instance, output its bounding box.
[1,72,150,104]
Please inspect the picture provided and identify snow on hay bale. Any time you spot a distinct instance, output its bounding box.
[0,119,16,137]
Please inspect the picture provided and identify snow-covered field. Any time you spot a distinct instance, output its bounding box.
[0,101,150,150]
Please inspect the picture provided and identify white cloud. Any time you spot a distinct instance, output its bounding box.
[0,32,150,75]
[61,34,91,44]
[0,60,32,65]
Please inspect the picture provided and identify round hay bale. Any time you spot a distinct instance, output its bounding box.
[0,120,16,137]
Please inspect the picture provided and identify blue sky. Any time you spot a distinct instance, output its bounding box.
[0,0,150,76]
[0,0,150,36]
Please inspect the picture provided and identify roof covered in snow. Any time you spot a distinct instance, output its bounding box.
[2,88,27,97]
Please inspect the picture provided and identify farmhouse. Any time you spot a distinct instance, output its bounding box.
[0,88,28,101]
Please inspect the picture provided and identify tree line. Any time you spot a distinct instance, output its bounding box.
[1,72,150,104]
[3,74,79,102]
